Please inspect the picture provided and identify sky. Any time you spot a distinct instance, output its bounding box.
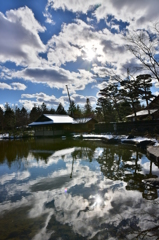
[0,0,159,111]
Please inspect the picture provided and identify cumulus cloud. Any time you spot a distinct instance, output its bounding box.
[0,171,30,185]
[46,0,100,13]
[0,82,27,90]
[20,91,96,110]
[47,0,159,29]
[46,18,134,78]
[0,7,45,66]
[21,92,64,106]
[69,93,97,105]
[13,66,96,93]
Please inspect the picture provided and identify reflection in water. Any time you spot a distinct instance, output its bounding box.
[0,138,159,239]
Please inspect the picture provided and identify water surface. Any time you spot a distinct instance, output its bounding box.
[0,138,159,239]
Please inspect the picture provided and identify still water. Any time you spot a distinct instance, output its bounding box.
[0,138,159,240]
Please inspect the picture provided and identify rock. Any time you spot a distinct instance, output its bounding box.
[122,140,136,145]
[107,138,120,144]
[127,134,135,139]
[136,140,155,149]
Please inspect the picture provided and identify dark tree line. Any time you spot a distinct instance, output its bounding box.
[0,98,96,132]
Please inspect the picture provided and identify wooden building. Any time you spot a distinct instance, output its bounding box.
[29,114,98,136]
[29,114,75,137]
[126,95,159,121]
[126,109,159,121]
[73,118,98,133]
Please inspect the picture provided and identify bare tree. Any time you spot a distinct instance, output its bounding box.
[126,24,159,82]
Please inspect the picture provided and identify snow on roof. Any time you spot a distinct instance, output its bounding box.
[44,114,75,123]
[29,114,75,126]
[126,109,158,118]
[74,118,92,124]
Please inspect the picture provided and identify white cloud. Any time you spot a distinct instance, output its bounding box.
[11,82,27,90]
[47,19,93,66]
[46,19,134,78]
[68,93,97,105]
[0,7,45,66]
[13,65,96,94]
[0,171,30,185]
[0,82,12,90]
[20,92,96,110]
[21,92,64,106]
[47,0,159,30]
[43,10,55,25]
[0,82,26,90]
[47,0,100,14]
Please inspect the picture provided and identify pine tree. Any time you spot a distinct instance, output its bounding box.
[56,103,67,115]
[41,102,48,113]
[4,103,15,130]
[68,100,76,117]
[84,98,92,117]
[136,74,154,116]
[120,77,141,120]
[0,107,4,131]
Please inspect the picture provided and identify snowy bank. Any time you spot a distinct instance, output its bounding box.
[73,133,158,148]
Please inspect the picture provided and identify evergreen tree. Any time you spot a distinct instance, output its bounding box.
[56,103,67,115]
[4,103,15,130]
[15,106,21,127]
[99,83,122,121]
[0,107,4,131]
[74,104,82,118]
[30,104,41,122]
[120,77,141,120]
[49,107,56,114]
[84,98,92,117]
[20,106,28,126]
[136,74,154,116]
[68,100,76,117]
[96,97,115,122]
[41,102,48,113]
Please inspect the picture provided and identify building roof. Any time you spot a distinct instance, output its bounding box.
[126,109,158,118]
[29,114,75,126]
[74,118,93,124]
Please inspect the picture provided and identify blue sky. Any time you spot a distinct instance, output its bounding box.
[0,0,159,111]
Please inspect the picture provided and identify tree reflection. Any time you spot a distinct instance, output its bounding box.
[0,140,29,168]
[96,145,159,200]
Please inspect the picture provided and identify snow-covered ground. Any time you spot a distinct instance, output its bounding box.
[0,133,9,139]
[73,133,159,146]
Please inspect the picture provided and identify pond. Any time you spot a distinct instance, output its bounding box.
[0,138,159,240]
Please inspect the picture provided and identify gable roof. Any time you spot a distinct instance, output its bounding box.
[126,109,158,118]
[29,114,75,126]
[148,95,159,109]
[74,118,97,124]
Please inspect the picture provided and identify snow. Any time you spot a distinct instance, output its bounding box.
[73,133,158,145]
[121,136,157,144]
[44,114,75,123]
[126,109,158,118]
[73,134,114,139]
[29,114,75,126]
[0,133,9,139]
[74,118,92,124]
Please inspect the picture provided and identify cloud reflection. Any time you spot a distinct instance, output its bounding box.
[0,143,159,239]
